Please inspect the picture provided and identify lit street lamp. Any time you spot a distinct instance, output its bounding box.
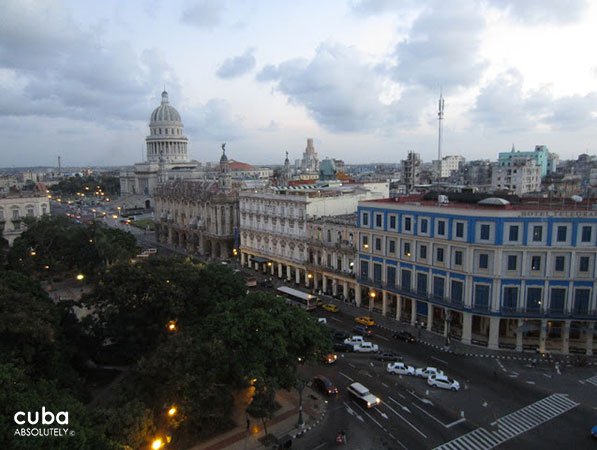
[151,438,164,450]
[76,273,85,281]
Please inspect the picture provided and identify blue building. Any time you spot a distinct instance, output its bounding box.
[497,145,554,178]
[356,195,597,355]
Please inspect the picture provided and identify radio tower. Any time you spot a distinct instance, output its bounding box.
[437,91,445,182]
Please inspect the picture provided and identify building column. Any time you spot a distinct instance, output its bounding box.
[426,304,433,331]
[410,299,417,326]
[488,316,500,350]
[586,322,594,356]
[462,312,472,345]
[277,263,283,279]
[332,279,338,296]
[539,319,547,354]
[368,293,374,312]
[240,252,246,266]
[343,281,349,301]
[355,286,362,307]
[562,320,571,354]
[516,319,523,352]
[443,309,450,338]
[286,265,292,281]
[382,291,388,316]
[395,295,402,321]
[313,273,319,291]
[322,276,328,294]
[269,262,275,276]
[295,267,301,284]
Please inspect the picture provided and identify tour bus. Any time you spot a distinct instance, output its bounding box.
[276,286,318,311]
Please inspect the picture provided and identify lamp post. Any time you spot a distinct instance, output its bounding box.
[296,378,306,429]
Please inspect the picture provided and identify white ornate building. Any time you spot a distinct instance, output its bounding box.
[0,190,50,245]
[120,91,201,206]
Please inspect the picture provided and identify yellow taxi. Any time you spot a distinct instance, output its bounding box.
[355,316,375,327]
[322,303,339,313]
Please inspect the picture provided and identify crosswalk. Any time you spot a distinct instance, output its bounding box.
[434,393,579,450]
[584,374,597,386]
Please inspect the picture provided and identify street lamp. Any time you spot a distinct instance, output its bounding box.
[151,438,164,450]
[167,321,177,332]
[369,291,376,299]
[167,406,177,417]
[307,273,313,279]
[76,273,84,281]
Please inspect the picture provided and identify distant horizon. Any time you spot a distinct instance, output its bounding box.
[2,0,596,167]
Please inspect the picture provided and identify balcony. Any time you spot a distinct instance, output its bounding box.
[306,262,355,278]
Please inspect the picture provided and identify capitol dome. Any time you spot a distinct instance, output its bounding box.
[150,90,182,123]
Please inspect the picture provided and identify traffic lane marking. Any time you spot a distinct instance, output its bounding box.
[387,396,412,413]
[339,371,354,382]
[381,401,428,438]
[375,334,390,341]
[411,403,467,429]
[352,401,409,450]
[431,356,448,365]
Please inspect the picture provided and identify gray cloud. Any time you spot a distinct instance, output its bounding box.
[350,0,415,16]
[391,0,488,90]
[180,0,225,28]
[256,43,431,133]
[471,70,597,133]
[184,98,246,141]
[489,0,588,24]
[216,48,256,79]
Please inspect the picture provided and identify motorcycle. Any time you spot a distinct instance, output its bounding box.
[336,431,347,445]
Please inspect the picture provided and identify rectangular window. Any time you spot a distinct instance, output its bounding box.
[374,237,382,252]
[388,239,396,254]
[433,276,444,299]
[362,212,369,227]
[455,222,464,238]
[375,213,383,228]
[451,280,463,304]
[373,263,382,282]
[389,215,397,229]
[403,242,412,257]
[579,256,590,272]
[550,288,566,312]
[437,220,446,236]
[404,217,412,232]
[480,224,490,240]
[387,266,396,286]
[474,284,490,310]
[526,287,542,311]
[507,255,517,271]
[503,287,518,310]
[420,219,428,234]
[360,260,369,279]
[26,207,34,217]
[574,288,590,314]
[581,226,592,243]
[12,210,19,219]
[531,256,541,271]
[420,245,427,259]
[556,225,567,242]
[401,269,411,290]
[454,250,463,266]
[509,225,519,241]
[417,273,427,294]
[436,247,444,262]
[532,225,543,242]
[479,253,489,269]
[554,256,565,272]
[362,235,369,249]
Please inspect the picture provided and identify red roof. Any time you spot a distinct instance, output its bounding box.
[228,160,254,171]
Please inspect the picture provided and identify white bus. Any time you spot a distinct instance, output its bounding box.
[276,286,318,311]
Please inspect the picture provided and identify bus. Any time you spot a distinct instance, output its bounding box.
[276,286,318,311]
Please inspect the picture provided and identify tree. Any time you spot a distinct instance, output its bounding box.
[245,380,277,438]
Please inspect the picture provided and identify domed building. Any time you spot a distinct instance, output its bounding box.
[120,90,200,205]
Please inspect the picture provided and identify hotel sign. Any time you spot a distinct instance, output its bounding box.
[520,211,597,218]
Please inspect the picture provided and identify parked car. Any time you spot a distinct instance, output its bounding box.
[393,331,416,342]
[415,367,444,379]
[344,336,365,346]
[346,382,380,408]
[317,318,328,325]
[352,325,373,337]
[386,362,415,376]
[323,353,338,364]
[428,374,460,391]
[376,351,401,362]
[332,329,350,341]
[322,303,339,313]
[355,316,375,327]
[333,342,354,352]
[354,342,379,353]
[312,375,338,395]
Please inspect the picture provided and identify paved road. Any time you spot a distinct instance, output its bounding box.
[293,305,597,450]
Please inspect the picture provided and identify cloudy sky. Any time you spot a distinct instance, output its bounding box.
[1,0,596,167]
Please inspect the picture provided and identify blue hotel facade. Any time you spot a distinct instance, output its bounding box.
[356,198,597,355]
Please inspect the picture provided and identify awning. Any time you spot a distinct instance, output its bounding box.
[251,256,270,263]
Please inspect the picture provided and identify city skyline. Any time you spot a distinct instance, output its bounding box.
[1,0,596,168]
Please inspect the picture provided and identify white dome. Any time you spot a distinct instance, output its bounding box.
[150,91,182,123]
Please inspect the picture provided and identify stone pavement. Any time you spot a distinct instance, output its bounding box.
[188,387,327,450]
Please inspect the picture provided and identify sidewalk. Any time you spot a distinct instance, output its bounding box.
[188,387,326,450]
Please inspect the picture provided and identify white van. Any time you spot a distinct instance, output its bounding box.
[346,382,381,408]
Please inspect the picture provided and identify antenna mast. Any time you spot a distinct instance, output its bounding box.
[437,91,444,181]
